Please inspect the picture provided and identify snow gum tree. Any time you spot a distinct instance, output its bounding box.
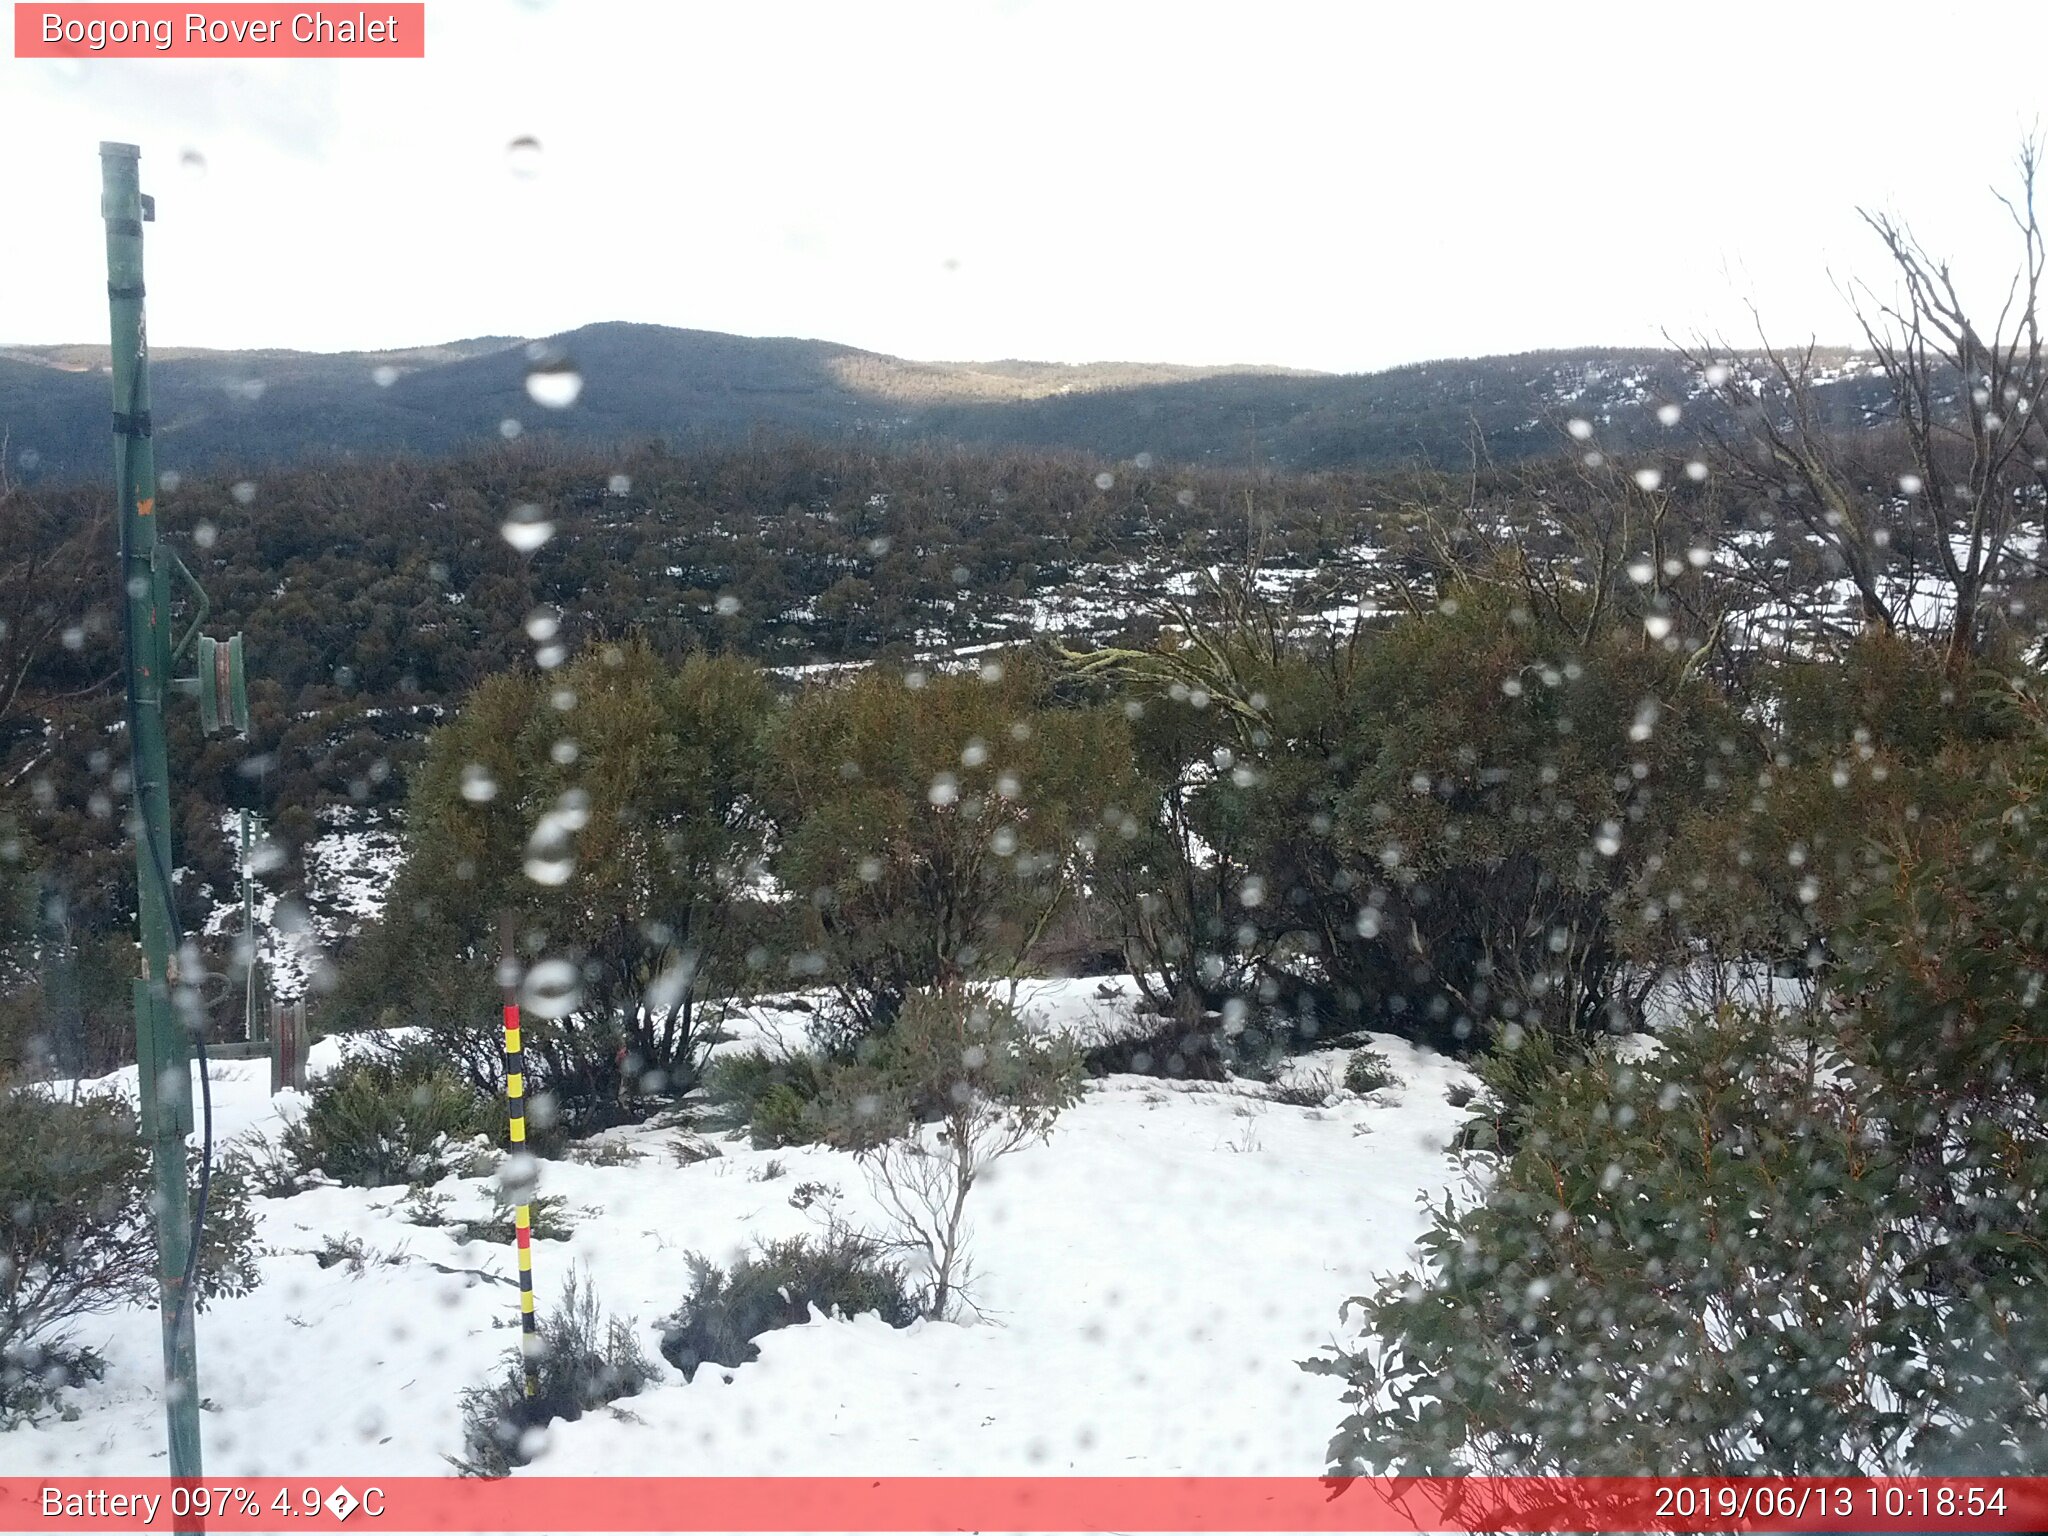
[763,660,1126,1044]
[1088,578,1749,1049]
[333,641,772,1130]
[1304,719,2048,1476]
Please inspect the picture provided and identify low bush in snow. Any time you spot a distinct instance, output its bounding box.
[1268,1069,1337,1107]
[1342,1046,1395,1096]
[656,1232,916,1382]
[455,1191,574,1247]
[1079,1013,1232,1081]
[829,986,1082,1316]
[453,1267,658,1477]
[283,1040,491,1188]
[1453,1023,1590,1155]
[701,1046,827,1148]
[1,1087,260,1426]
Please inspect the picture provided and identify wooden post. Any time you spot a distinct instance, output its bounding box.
[269,999,307,1094]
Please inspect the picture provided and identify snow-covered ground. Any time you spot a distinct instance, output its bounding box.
[0,978,1473,1479]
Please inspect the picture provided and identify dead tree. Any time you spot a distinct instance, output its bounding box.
[1685,142,2048,665]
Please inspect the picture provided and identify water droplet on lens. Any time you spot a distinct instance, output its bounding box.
[525,364,583,409]
[460,764,498,803]
[523,820,576,886]
[1644,613,1673,641]
[371,365,399,388]
[524,606,561,641]
[232,481,257,505]
[507,136,543,178]
[501,504,555,553]
[1655,402,1681,427]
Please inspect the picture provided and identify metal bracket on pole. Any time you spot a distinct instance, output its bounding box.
[164,546,210,665]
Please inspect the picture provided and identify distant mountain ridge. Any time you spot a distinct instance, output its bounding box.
[0,321,1888,483]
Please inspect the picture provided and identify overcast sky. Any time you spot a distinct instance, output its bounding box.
[3,0,2044,373]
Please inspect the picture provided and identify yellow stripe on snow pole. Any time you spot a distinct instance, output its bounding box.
[500,918,540,1402]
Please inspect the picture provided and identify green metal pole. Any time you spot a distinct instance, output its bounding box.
[101,140,204,1483]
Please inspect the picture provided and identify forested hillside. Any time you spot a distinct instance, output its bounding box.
[0,325,1890,480]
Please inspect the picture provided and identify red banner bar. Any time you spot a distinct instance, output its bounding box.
[2,1477,2045,1532]
[13,5,424,58]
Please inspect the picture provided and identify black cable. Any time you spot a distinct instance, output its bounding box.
[114,369,213,1349]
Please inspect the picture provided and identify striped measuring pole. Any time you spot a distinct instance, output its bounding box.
[500,923,540,1401]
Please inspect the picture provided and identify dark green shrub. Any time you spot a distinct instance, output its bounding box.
[656,1233,916,1382]
[453,1268,658,1477]
[1269,1069,1337,1108]
[222,1128,310,1198]
[335,646,772,1135]
[762,662,1127,1040]
[1307,1007,2048,1474]
[1113,586,1748,1051]
[1,1088,260,1426]
[1342,1046,1395,1096]
[1080,1015,1232,1081]
[283,1041,490,1187]
[1455,1024,1591,1154]
[455,1192,574,1247]
[750,1081,819,1149]
[1,1344,103,1429]
[311,1234,408,1275]
[701,1048,826,1148]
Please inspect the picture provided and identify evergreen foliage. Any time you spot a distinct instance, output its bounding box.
[1303,727,2048,1475]
[656,1233,917,1382]
[0,1088,260,1424]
